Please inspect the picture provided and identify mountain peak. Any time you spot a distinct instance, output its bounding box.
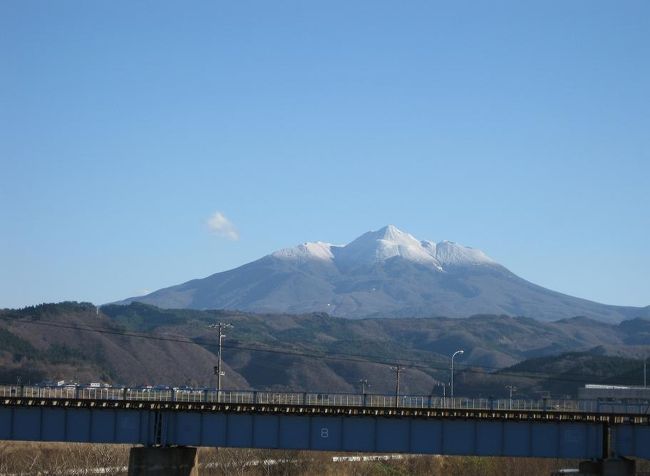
[336,225,440,268]
[336,225,497,269]
[271,225,496,269]
[375,224,405,240]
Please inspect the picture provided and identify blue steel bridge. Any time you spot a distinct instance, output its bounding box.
[1,384,650,461]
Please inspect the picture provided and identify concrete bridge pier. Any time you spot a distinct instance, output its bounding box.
[127,446,198,476]
[577,457,636,476]
[574,423,637,476]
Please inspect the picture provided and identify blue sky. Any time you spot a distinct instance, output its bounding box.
[1,1,648,309]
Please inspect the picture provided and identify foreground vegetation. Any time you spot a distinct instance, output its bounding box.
[3,442,650,475]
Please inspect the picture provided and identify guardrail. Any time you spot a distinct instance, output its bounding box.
[1,385,649,415]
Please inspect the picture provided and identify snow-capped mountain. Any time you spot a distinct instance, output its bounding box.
[117,225,649,322]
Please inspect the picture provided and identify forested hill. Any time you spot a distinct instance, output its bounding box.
[0,302,648,397]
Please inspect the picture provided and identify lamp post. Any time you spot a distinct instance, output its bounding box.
[209,322,233,402]
[450,350,464,399]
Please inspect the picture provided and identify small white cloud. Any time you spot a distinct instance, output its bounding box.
[207,211,239,240]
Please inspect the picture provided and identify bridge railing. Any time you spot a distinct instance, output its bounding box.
[2,385,649,415]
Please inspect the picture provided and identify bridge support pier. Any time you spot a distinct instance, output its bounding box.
[127,446,198,476]
[578,457,635,476]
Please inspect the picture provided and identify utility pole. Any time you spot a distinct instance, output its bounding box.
[644,358,647,388]
[359,379,369,395]
[209,322,233,402]
[506,385,517,410]
[390,365,403,407]
[436,382,446,398]
[433,382,447,407]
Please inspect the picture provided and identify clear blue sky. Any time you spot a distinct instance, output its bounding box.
[1,1,648,309]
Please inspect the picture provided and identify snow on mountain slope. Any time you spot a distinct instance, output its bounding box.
[272,241,335,261]
[434,240,496,266]
[272,225,494,271]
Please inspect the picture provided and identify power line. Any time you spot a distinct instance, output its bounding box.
[0,315,625,384]
[0,315,642,387]
[0,316,478,377]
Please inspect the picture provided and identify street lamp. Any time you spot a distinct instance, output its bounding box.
[451,349,464,399]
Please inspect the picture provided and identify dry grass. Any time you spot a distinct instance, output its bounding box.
[197,449,578,475]
[2,442,650,475]
[0,441,129,475]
